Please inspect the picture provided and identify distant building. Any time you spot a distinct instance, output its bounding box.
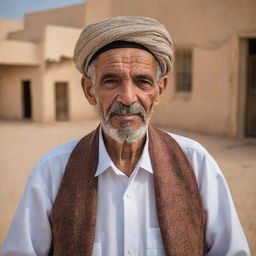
[0,0,255,137]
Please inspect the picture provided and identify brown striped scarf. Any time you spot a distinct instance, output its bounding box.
[50,126,206,255]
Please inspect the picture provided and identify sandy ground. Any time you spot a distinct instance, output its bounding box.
[0,119,255,253]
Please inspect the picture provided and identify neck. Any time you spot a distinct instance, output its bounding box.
[102,129,146,177]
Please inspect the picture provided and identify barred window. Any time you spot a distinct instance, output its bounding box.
[175,50,192,92]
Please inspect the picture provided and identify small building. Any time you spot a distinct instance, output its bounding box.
[0,0,256,137]
[0,4,95,122]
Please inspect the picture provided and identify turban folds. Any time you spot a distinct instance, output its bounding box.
[74,16,174,77]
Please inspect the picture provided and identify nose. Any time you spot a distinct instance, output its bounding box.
[116,81,138,105]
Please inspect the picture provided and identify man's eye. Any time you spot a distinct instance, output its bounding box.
[102,79,119,87]
[137,80,152,87]
[103,79,118,84]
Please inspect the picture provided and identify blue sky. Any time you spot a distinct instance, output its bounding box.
[0,0,85,20]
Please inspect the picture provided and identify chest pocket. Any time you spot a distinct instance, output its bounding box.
[147,228,166,256]
[92,243,101,256]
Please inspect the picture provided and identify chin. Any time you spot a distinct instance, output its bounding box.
[102,122,148,144]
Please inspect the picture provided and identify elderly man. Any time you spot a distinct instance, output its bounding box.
[1,16,250,256]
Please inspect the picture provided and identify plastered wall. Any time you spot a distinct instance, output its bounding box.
[0,65,40,120]
[8,4,85,42]
[152,37,239,136]
[0,18,23,40]
[44,25,81,62]
[42,60,96,122]
[0,40,40,65]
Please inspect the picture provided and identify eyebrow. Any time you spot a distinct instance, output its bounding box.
[133,74,155,83]
[99,73,120,82]
[99,73,155,84]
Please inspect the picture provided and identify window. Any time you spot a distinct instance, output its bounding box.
[175,50,192,92]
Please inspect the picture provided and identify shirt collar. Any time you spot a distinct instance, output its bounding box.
[95,127,153,177]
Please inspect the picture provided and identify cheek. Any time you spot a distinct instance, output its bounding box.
[95,93,115,115]
[138,90,159,111]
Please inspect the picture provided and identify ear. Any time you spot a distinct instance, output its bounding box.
[81,76,97,105]
[154,76,168,105]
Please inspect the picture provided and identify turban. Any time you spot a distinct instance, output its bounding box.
[73,16,174,77]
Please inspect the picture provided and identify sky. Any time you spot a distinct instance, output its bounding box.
[0,0,85,20]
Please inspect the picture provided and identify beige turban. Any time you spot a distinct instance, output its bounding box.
[74,16,174,77]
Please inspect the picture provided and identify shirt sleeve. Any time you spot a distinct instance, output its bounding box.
[0,164,53,256]
[186,147,251,256]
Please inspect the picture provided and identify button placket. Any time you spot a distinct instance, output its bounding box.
[128,248,135,255]
[123,179,138,256]
[126,193,131,199]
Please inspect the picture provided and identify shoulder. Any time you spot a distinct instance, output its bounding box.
[36,138,81,168]
[27,138,82,201]
[161,130,223,188]
[160,129,209,156]
[166,132,207,153]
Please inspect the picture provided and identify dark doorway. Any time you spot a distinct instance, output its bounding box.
[246,39,256,137]
[22,80,32,119]
[55,82,69,121]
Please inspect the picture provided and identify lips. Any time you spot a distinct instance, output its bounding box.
[112,113,141,119]
[110,110,144,118]
[114,113,138,116]
[107,103,146,119]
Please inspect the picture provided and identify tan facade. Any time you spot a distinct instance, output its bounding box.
[0,0,256,137]
[0,13,95,123]
[0,18,23,40]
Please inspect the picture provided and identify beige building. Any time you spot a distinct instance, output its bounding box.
[0,0,256,137]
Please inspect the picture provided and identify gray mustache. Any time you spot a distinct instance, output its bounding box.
[107,103,146,118]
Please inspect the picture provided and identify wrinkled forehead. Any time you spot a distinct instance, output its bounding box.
[95,48,157,75]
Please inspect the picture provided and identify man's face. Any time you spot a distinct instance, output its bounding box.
[82,48,167,142]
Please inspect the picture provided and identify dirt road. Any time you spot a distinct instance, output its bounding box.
[0,120,255,253]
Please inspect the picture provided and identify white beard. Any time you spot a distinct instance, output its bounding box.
[101,119,149,144]
[97,103,154,144]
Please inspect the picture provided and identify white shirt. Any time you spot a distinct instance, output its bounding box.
[0,129,251,256]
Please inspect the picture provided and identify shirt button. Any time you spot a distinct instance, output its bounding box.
[126,193,131,198]
[128,249,135,255]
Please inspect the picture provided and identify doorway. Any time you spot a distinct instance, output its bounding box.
[55,82,69,121]
[22,80,32,119]
[246,39,256,137]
